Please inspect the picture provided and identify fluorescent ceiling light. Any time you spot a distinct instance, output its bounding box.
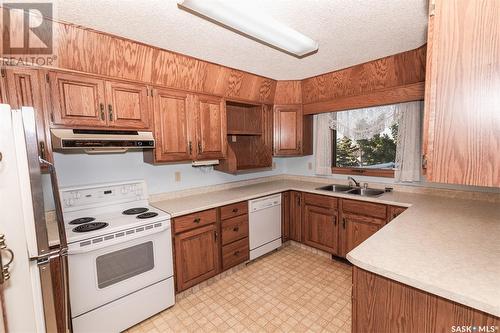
[178,0,319,57]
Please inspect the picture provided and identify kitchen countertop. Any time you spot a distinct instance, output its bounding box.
[151,179,500,317]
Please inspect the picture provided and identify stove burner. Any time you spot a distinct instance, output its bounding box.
[72,222,109,233]
[122,207,149,215]
[136,212,158,219]
[69,217,96,225]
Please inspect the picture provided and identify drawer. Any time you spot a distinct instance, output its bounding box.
[222,238,249,271]
[173,209,217,234]
[220,201,248,220]
[221,214,248,245]
[304,193,338,209]
[341,199,387,219]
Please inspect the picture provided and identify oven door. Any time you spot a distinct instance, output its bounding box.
[68,226,173,317]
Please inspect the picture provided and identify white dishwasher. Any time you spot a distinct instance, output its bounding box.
[249,194,282,260]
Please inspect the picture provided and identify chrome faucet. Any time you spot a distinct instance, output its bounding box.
[347,176,360,188]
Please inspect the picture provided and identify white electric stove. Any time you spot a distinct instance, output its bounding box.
[60,180,175,333]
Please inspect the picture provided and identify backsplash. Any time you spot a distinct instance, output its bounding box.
[42,151,287,211]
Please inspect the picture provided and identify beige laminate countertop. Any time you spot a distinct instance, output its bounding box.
[151,179,500,317]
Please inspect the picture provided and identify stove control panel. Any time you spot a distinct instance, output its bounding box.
[60,181,147,211]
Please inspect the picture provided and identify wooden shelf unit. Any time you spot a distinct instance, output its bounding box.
[215,102,273,174]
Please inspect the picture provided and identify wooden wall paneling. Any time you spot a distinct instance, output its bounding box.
[50,18,277,104]
[303,82,425,115]
[150,88,193,162]
[301,46,426,114]
[105,80,151,129]
[302,46,426,104]
[424,0,500,187]
[274,80,302,104]
[352,267,500,333]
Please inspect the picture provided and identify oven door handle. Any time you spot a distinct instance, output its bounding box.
[67,224,170,255]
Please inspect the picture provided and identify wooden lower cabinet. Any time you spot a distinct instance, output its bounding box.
[388,205,407,222]
[343,213,384,255]
[302,194,339,254]
[281,192,290,242]
[220,201,249,271]
[289,191,302,242]
[352,267,500,332]
[174,223,219,292]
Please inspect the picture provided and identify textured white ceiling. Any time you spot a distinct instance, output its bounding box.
[51,0,428,80]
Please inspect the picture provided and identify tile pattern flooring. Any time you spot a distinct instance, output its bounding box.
[127,245,352,332]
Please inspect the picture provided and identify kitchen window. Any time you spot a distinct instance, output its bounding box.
[315,101,423,181]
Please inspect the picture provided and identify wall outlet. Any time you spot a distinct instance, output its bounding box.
[231,135,237,142]
[174,171,181,182]
[308,162,313,170]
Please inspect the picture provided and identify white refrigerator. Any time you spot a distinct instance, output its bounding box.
[0,105,70,332]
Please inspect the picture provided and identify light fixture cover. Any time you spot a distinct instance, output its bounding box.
[178,0,318,57]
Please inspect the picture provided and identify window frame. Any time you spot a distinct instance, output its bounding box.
[331,130,395,178]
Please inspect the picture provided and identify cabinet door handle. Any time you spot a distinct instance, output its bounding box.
[197,141,202,154]
[100,103,105,120]
[234,250,240,256]
[214,231,218,241]
[232,208,238,213]
[188,141,192,155]
[298,140,302,151]
[342,218,346,229]
[108,104,113,121]
[39,141,46,160]
[193,218,201,224]
[233,226,239,232]
[333,216,337,226]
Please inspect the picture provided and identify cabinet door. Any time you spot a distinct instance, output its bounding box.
[105,81,151,129]
[193,95,227,160]
[281,192,290,242]
[344,213,384,255]
[387,206,407,222]
[5,67,52,163]
[174,224,219,291]
[303,204,338,254]
[423,0,500,187]
[273,104,302,156]
[49,72,106,127]
[289,191,302,242]
[152,89,193,162]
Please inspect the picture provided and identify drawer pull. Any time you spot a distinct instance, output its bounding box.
[233,226,239,232]
[232,208,238,213]
[234,250,240,256]
[193,218,201,224]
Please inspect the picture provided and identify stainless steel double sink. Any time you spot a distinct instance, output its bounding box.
[315,184,385,197]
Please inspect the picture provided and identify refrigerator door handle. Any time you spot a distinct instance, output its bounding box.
[0,234,15,284]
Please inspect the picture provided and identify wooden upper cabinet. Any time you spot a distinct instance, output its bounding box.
[174,223,219,292]
[423,0,500,187]
[193,95,227,160]
[152,88,193,162]
[273,105,313,156]
[49,71,107,127]
[105,81,150,129]
[4,67,52,163]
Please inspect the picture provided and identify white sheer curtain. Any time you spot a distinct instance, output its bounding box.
[318,101,423,182]
[394,101,423,182]
[314,113,333,175]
